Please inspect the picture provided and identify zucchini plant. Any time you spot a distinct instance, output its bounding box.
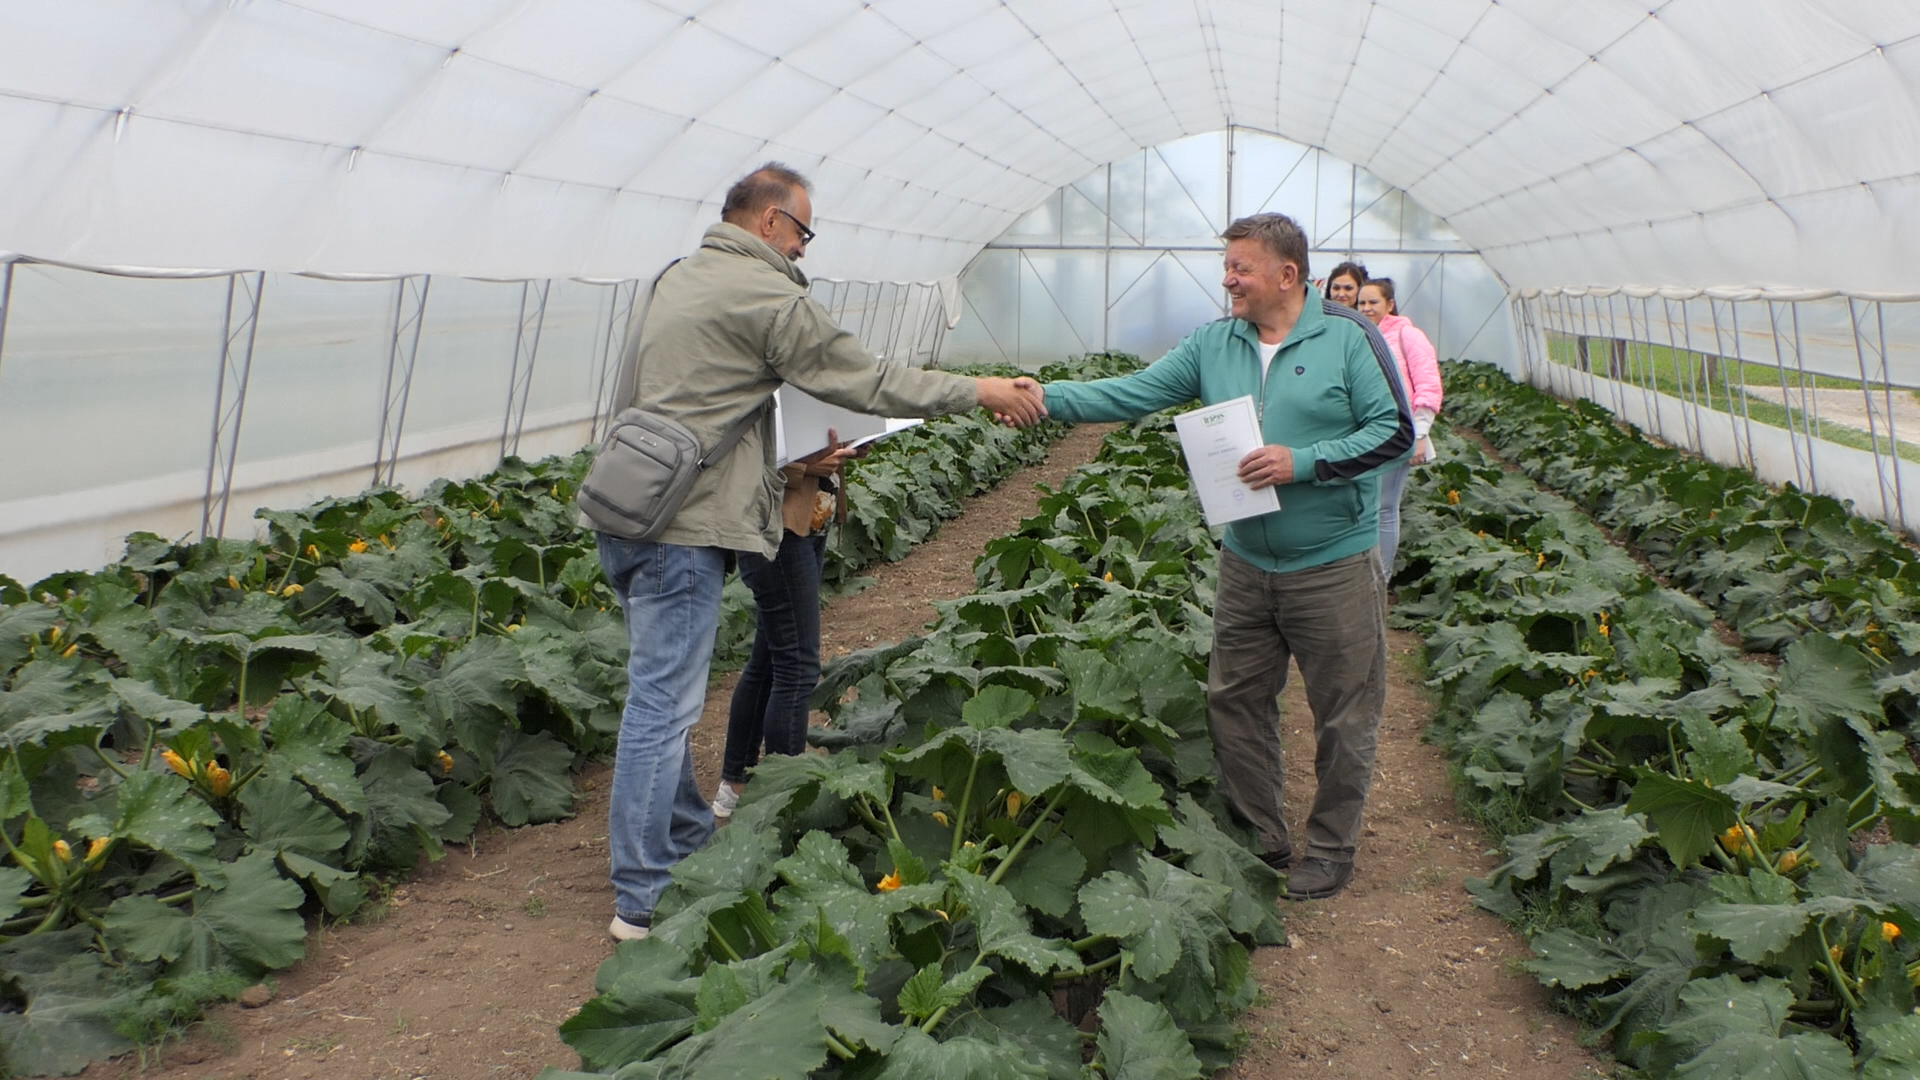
[543,417,1284,1080]
[1399,418,1920,1078]
[0,354,1124,1076]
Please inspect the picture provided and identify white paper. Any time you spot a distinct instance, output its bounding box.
[846,417,924,450]
[774,388,889,467]
[1172,396,1281,526]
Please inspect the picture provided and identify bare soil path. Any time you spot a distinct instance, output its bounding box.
[89,422,1608,1080]
[1224,635,1607,1078]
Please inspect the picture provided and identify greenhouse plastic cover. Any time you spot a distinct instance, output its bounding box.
[4,0,1919,295]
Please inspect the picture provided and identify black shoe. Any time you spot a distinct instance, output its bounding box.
[1259,846,1293,872]
[1283,857,1352,900]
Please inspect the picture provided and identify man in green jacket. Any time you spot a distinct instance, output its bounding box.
[600,163,1046,940]
[1038,212,1412,901]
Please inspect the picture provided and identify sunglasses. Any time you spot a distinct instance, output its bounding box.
[774,207,815,246]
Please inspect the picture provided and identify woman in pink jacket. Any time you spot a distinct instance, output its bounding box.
[1356,278,1441,577]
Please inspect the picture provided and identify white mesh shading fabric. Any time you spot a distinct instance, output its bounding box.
[3,0,1917,293]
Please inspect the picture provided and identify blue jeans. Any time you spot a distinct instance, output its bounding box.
[722,530,829,784]
[596,536,725,922]
[1377,462,1412,579]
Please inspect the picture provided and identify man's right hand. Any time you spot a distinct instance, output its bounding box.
[975,376,1047,427]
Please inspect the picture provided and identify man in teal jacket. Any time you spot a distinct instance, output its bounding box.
[1040,212,1412,900]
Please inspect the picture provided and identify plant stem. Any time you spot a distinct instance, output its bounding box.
[989,790,1069,887]
[823,1032,856,1060]
[30,900,68,934]
[710,928,744,963]
[880,799,903,846]
[951,755,982,862]
[91,744,129,779]
[235,653,250,714]
[273,537,305,591]
[1081,952,1123,976]
[1815,921,1862,1012]
[920,952,987,1033]
[231,763,267,794]
[852,797,889,839]
[1070,933,1112,953]
[0,913,49,934]
[1739,821,1781,878]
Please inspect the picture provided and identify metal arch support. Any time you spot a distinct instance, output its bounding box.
[1849,297,1906,530]
[590,279,640,443]
[1669,297,1704,451]
[0,261,14,387]
[1720,299,1761,474]
[373,274,431,487]
[500,279,552,460]
[1765,299,1811,491]
[201,271,266,539]
[1874,301,1909,534]
[1513,294,1538,384]
[1622,294,1658,437]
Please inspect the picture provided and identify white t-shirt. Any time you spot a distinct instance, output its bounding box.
[1257,339,1282,380]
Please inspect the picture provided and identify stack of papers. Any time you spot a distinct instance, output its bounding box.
[773,388,890,466]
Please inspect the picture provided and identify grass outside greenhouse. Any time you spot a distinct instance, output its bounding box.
[1543,333,1920,466]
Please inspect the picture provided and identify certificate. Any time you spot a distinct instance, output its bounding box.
[1172,396,1281,526]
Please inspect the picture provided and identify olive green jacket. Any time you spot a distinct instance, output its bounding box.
[613,222,977,557]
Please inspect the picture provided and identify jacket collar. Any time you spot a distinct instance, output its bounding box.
[701,221,810,288]
[1228,284,1329,351]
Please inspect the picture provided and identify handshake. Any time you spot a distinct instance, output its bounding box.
[973,376,1049,427]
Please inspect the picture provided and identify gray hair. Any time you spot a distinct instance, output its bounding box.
[1221,213,1310,280]
[722,162,812,224]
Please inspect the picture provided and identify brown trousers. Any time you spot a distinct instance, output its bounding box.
[1207,548,1388,864]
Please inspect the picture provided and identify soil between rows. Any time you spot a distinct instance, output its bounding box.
[87,422,1606,1080]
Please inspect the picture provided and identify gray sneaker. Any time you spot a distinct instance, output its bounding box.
[608,914,651,941]
[711,781,740,820]
[1282,857,1353,901]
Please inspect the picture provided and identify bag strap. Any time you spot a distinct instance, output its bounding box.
[696,397,773,470]
[617,253,772,471]
[604,258,686,422]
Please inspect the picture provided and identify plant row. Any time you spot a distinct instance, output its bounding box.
[1394,423,1920,1077]
[541,415,1281,1080]
[0,354,1126,1077]
[1438,362,1920,666]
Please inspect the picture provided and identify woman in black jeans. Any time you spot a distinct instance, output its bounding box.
[711,431,860,817]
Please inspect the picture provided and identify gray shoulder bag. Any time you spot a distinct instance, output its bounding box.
[577,259,773,540]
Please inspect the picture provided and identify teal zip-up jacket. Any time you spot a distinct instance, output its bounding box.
[1043,289,1413,574]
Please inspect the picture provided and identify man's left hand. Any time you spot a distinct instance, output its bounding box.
[796,427,864,477]
[1237,445,1294,490]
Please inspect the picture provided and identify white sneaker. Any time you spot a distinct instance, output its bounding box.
[711,781,740,820]
[608,914,650,941]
